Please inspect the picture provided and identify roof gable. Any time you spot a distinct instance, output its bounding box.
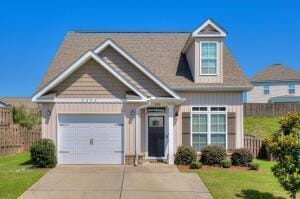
[32,51,147,102]
[192,19,227,37]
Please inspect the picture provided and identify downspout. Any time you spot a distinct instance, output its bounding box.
[134,100,151,166]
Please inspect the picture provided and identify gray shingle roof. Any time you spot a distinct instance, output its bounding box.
[36,32,251,93]
[252,64,300,82]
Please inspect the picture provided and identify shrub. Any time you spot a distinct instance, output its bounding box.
[231,148,253,166]
[13,106,41,129]
[190,161,203,169]
[30,139,57,168]
[201,145,226,166]
[248,162,260,170]
[220,160,231,168]
[174,146,197,165]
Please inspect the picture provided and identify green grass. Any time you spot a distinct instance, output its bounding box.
[244,116,280,138]
[0,152,48,199]
[186,160,297,199]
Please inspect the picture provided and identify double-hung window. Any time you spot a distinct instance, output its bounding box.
[288,83,295,94]
[263,84,270,95]
[200,42,218,75]
[191,106,227,152]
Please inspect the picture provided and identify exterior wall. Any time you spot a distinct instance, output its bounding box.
[99,46,170,98]
[41,103,139,155]
[247,82,300,103]
[186,41,195,80]
[51,59,129,98]
[174,91,244,149]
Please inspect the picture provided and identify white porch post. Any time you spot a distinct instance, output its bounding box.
[168,105,174,165]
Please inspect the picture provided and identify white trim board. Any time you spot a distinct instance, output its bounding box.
[32,51,147,102]
[93,39,182,100]
[192,19,227,37]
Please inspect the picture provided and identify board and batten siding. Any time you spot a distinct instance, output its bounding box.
[247,82,300,103]
[41,103,139,154]
[51,59,129,98]
[174,91,244,149]
[99,46,170,98]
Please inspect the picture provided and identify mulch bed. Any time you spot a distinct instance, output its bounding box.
[178,165,262,172]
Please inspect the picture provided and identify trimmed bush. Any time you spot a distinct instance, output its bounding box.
[31,139,57,168]
[201,145,226,166]
[190,161,203,169]
[231,148,253,166]
[249,162,260,170]
[174,146,197,165]
[220,160,232,168]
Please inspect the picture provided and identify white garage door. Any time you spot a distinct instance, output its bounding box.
[58,114,124,164]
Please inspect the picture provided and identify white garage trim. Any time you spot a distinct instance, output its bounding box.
[56,113,126,165]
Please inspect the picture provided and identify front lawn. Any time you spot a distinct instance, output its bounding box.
[182,160,298,199]
[0,152,48,199]
[244,116,280,138]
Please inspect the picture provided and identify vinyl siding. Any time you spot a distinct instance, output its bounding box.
[51,59,129,98]
[247,82,300,103]
[99,46,170,98]
[186,41,195,80]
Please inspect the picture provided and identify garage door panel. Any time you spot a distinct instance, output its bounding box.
[58,114,124,164]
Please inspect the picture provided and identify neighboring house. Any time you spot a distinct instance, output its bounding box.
[1,97,39,109]
[0,99,10,107]
[32,19,251,165]
[247,64,300,103]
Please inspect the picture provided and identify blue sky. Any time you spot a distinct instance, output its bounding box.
[0,0,299,97]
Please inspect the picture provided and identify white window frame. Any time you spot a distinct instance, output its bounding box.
[263,84,270,95]
[199,41,219,76]
[288,83,296,94]
[190,106,227,152]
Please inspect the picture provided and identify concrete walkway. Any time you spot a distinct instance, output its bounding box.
[20,164,212,199]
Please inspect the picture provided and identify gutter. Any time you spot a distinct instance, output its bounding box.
[134,100,151,166]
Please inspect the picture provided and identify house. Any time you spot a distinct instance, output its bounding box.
[0,99,10,107]
[32,19,251,165]
[247,64,300,103]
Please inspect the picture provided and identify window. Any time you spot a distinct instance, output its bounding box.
[263,84,269,95]
[200,42,218,75]
[289,83,295,94]
[191,106,227,152]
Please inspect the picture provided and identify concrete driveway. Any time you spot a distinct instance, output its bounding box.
[20,164,212,199]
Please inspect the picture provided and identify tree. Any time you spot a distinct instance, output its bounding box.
[265,112,300,199]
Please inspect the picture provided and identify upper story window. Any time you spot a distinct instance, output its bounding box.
[263,84,270,95]
[288,83,295,94]
[200,42,218,75]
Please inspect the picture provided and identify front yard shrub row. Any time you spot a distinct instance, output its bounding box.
[175,145,259,170]
[30,139,57,168]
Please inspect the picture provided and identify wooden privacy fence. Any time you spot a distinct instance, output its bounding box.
[0,107,12,126]
[243,134,270,159]
[0,125,41,156]
[244,103,300,117]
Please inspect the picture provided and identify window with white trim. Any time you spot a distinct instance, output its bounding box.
[263,84,270,95]
[288,83,295,94]
[200,42,218,75]
[191,106,227,152]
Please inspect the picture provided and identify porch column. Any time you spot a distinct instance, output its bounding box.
[168,105,174,165]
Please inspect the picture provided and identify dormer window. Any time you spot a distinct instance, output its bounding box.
[200,41,218,75]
